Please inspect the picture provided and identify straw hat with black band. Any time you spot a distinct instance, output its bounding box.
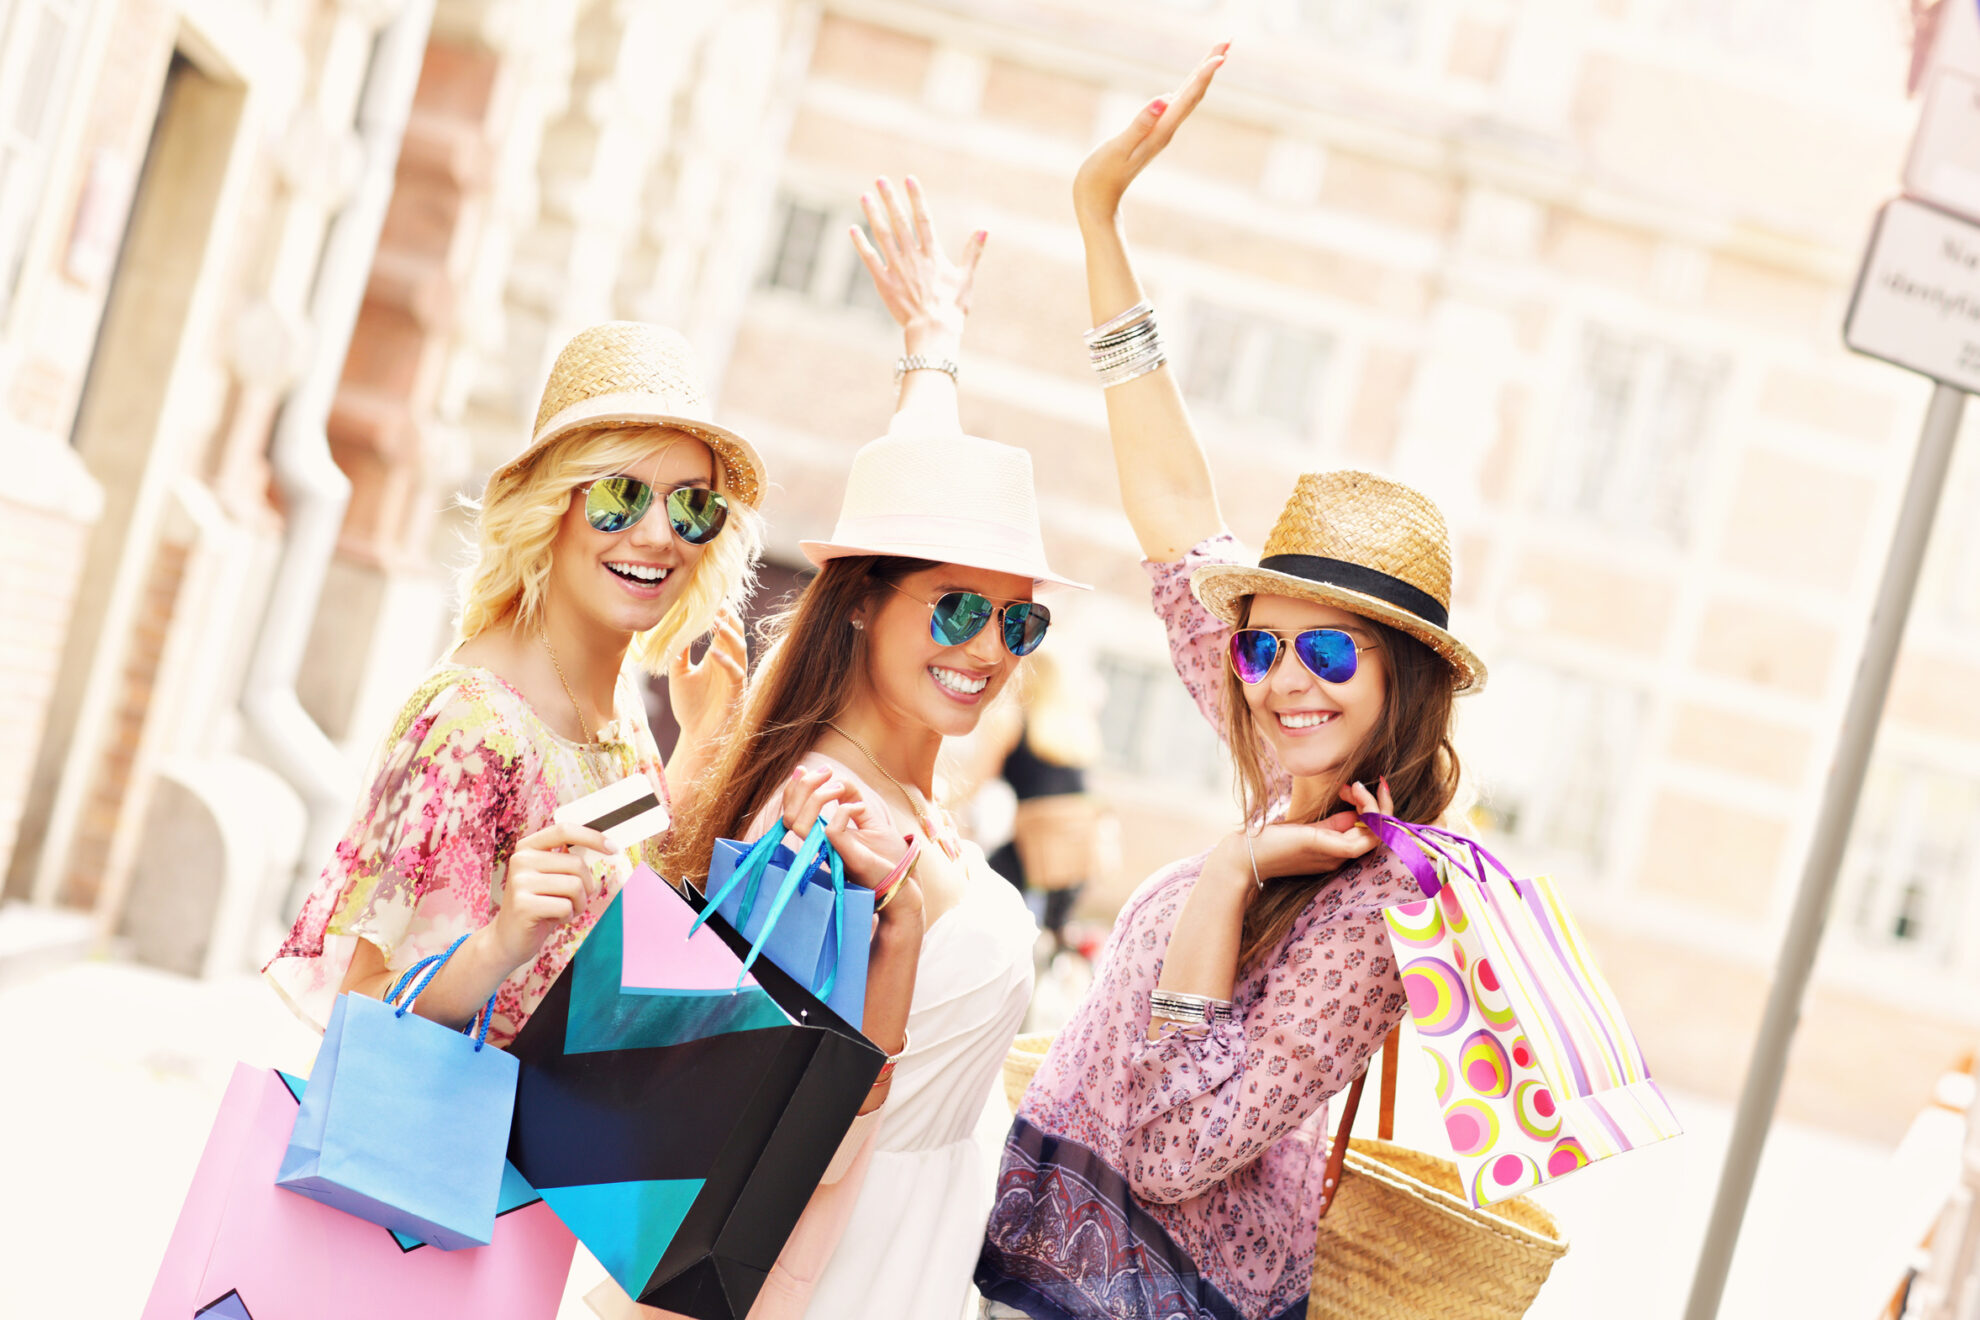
[1191,469,1487,695]
[494,321,765,507]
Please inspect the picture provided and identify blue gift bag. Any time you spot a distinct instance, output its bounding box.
[694,822,873,1028]
[277,935,518,1250]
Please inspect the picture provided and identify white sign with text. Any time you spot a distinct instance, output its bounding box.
[1844,197,1980,392]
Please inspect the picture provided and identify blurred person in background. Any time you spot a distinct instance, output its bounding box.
[264,321,762,1045]
[978,47,1487,1320]
[981,649,1106,955]
[652,177,1081,1320]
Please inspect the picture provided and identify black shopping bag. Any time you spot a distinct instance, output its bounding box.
[506,872,882,1319]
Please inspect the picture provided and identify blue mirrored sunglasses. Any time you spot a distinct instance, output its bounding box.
[889,584,1051,657]
[1228,627,1370,685]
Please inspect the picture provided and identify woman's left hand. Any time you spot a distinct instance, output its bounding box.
[851,175,986,356]
[668,607,748,751]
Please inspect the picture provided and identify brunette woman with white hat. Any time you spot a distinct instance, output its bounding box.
[652,178,1085,1320]
[978,49,1488,1320]
[267,322,763,1043]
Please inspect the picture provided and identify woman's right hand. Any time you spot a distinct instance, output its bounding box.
[1072,43,1227,227]
[781,767,914,896]
[484,821,612,971]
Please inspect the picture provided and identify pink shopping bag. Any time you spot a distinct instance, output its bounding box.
[142,1063,575,1319]
[1366,815,1682,1209]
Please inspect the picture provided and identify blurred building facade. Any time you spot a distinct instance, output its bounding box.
[3,0,1975,1143]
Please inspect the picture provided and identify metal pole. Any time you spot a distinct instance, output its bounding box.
[1684,381,1968,1320]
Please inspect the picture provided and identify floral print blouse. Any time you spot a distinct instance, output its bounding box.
[976,535,1422,1320]
[265,663,668,1048]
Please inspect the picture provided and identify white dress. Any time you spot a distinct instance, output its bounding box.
[798,804,1037,1319]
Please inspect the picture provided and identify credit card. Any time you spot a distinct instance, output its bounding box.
[553,774,671,852]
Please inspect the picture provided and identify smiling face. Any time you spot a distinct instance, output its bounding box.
[1237,592,1391,784]
[544,433,718,638]
[856,563,1037,740]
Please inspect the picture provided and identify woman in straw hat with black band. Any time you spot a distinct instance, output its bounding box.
[266,322,764,1046]
[646,177,1081,1320]
[977,47,1486,1320]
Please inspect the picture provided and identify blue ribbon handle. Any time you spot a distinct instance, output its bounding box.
[382,932,496,1050]
[689,823,847,999]
[689,828,785,939]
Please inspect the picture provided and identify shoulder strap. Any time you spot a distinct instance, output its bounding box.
[1316,1028,1400,1220]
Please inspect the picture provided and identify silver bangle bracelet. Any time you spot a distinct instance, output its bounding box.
[1098,352,1167,389]
[1149,988,1237,1027]
[895,354,959,383]
[1084,299,1154,344]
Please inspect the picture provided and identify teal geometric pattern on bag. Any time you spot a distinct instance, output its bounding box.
[538,1179,704,1300]
[565,890,790,1056]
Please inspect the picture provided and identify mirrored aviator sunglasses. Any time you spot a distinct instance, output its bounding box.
[583,477,730,545]
[928,590,1052,657]
[1228,627,1361,685]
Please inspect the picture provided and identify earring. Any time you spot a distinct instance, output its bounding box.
[850,619,865,631]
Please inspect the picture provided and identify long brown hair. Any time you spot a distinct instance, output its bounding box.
[1229,606,1462,971]
[661,554,939,888]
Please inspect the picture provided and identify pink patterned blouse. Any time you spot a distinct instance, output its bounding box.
[976,535,1422,1320]
[265,663,669,1047]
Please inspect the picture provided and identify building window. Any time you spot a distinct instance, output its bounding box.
[1096,654,1226,794]
[0,0,94,317]
[1466,660,1648,874]
[1263,0,1422,62]
[1845,761,1980,970]
[759,193,891,320]
[1548,327,1728,543]
[1181,301,1333,440]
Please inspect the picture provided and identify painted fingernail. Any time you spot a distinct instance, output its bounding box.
[975,229,988,242]
[1149,98,1169,115]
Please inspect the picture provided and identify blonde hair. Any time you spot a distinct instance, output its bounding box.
[1018,649,1102,769]
[456,426,763,671]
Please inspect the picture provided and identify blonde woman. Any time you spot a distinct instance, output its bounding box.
[266,323,763,1044]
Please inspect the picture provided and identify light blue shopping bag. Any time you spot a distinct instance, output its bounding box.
[277,934,517,1250]
[693,821,873,1029]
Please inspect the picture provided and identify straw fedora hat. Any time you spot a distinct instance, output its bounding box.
[1192,470,1487,694]
[494,321,765,507]
[800,427,1088,590]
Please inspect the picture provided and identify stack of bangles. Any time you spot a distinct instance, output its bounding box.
[1149,988,1237,1030]
[872,833,922,914]
[1085,299,1165,388]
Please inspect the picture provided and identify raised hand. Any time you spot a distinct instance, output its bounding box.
[668,606,748,751]
[1214,777,1396,902]
[851,175,986,357]
[1073,43,1228,227]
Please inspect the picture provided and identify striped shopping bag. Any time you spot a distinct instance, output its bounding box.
[1364,815,1682,1208]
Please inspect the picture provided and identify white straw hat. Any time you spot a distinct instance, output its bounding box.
[800,428,1088,590]
[494,322,765,506]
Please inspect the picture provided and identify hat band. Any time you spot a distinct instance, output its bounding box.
[1255,554,1450,630]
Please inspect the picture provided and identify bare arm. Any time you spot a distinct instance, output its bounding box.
[1074,47,1233,562]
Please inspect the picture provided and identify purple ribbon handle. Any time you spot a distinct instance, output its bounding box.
[1360,813,1521,899]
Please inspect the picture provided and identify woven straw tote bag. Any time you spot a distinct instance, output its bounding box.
[1001,1032,1056,1113]
[1310,1033,1568,1319]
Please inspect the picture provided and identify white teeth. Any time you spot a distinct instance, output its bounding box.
[608,562,668,583]
[1279,711,1336,729]
[929,666,988,696]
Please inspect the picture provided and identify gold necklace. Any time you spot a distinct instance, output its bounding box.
[824,721,961,861]
[540,626,594,744]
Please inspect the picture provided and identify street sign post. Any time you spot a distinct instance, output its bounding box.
[1845,197,1980,393]
[1684,14,1980,1318]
